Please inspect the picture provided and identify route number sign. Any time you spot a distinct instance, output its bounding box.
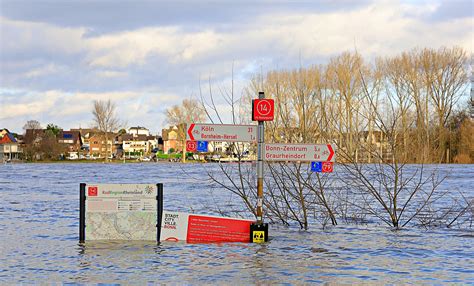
[322,162,334,173]
[252,99,274,121]
[186,140,197,152]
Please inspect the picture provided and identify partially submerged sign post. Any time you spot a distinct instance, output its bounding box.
[250,92,274,243]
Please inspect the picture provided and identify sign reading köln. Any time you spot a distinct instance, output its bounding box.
[187,123,257,142]
[264,143,335,162]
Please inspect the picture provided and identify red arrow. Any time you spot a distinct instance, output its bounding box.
[327,144,334,162]
[187,123,195,141]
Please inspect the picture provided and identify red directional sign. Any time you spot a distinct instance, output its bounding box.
[252,99,274,121]
[187,123,256,142]
[186,140,197,152]
[264,143,335,162]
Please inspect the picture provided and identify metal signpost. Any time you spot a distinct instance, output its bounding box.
[175,92,335,243]
[249,92,274,243]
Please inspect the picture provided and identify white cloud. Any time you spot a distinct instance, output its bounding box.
[23,63,63,78]
[0,16,86,55]
[1,1,472,133]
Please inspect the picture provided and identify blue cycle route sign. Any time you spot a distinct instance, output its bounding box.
[311,162,322,172]
[197,141,208,152]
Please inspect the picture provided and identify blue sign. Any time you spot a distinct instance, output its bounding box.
[311,162,322,172]
[197,141,208,152]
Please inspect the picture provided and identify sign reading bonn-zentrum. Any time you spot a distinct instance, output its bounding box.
[264,143,335,162]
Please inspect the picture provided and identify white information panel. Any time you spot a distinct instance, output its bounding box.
[264,143,336,162]
[187,123,257,142]
[85,184,158,240]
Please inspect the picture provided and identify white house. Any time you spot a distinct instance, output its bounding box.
[128,126,150,137]
[0,129,21,161]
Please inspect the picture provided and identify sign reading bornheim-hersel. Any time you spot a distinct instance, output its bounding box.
[80,183,163,241]
[187,123,257,142]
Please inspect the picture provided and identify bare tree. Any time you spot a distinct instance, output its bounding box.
[92,99,120,161]
[23,120,42,131]
[420,47,468,162]
[166,98,206,126]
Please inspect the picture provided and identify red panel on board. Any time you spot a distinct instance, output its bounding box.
[186,215,252,243]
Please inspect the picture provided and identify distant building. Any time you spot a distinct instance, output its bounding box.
[57,130,83,154]
[162,125,185,153]
[23,129,45,146]
[128,126,150,137]
[88,132,118,158]
[0,129,21,161]
[71,128,99,155]
[120,133,158,157]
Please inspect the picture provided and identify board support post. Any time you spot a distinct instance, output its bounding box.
[79,183,86,243]
[156,183,163,242]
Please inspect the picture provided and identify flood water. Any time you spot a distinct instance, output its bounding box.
[0,163,473,284]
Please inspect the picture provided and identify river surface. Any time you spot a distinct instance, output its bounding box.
[0,163,472,284]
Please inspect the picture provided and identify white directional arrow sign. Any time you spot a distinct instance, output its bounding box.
[187,123,257,142]
[264,143,335,162]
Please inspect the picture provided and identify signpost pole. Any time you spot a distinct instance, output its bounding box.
[182,123,186,163]
[256,91,264,224]
[250,91,269,243]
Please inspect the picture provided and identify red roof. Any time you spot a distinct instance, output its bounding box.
[0,133,17,144]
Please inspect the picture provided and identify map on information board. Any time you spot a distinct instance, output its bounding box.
[83,184,159,241]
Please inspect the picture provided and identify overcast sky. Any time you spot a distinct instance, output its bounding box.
[1,0,472,134]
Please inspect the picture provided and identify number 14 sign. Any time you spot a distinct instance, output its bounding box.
[252,99,274,121]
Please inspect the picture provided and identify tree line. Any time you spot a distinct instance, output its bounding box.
[242,46,472,164]
[194,46,472,229]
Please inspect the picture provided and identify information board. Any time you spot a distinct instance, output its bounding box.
[160,211,253,243]
[79,183,163,242]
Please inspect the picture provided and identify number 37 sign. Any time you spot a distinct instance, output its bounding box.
[252,99,274,121]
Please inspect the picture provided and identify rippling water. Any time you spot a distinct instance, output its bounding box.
[0,163,472,284]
